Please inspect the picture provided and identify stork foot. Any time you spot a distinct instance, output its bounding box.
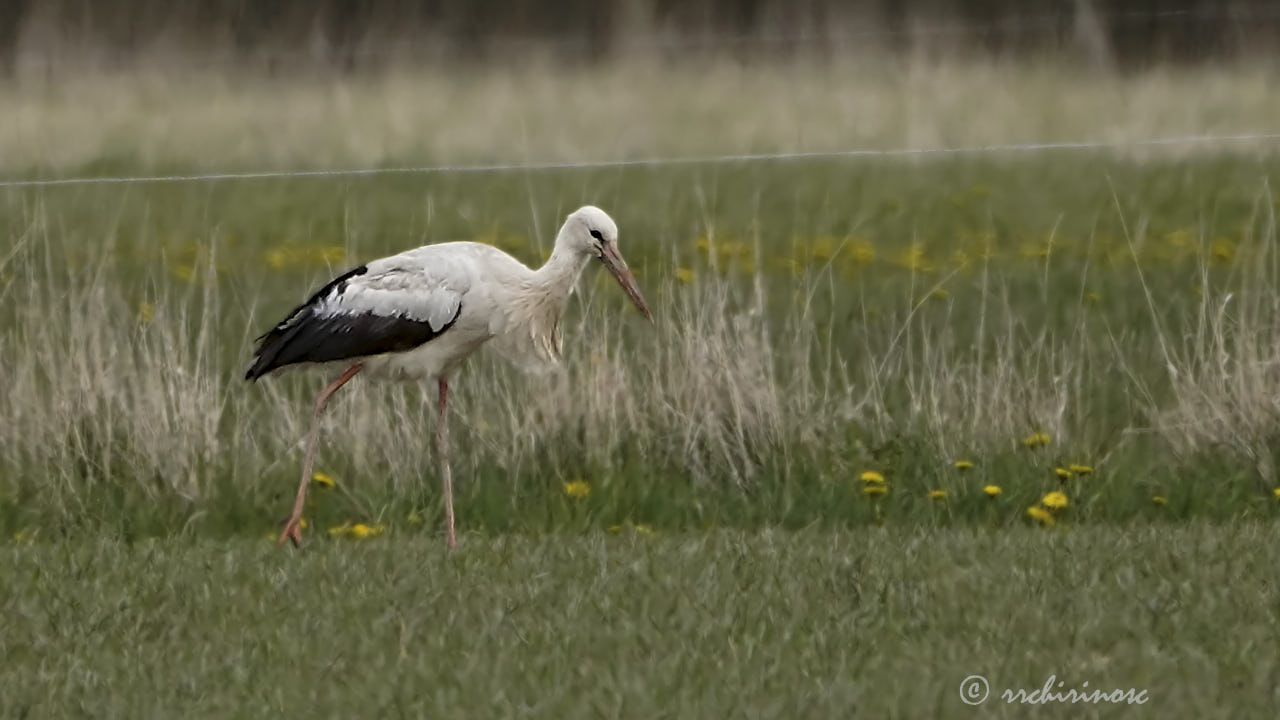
[278,518,304,548]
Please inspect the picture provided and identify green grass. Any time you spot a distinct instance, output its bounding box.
[5,65,1280,539]
[3,526,1277,718]
[5,152,1280,538]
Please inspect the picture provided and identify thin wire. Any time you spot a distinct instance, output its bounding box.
[3,133,1280,189]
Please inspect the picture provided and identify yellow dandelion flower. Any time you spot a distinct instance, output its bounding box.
[1026,506,1055,526]
[983,485,1002,498]
[349,523,372,539]
[954,460,975,471]
[1041,491,1069,510]
[328,522,351,537]
[860,470,885,484]
[265,249,288,269]
[1272,488,1280,500]
[498,234,529,251]
[1022,432,1052,448]
[675,267,695,284]
[862,484,888,497]
[1019,242,1046,259]
[407,510,424,524]
[319,246,346,265]
[849,241,876,266]
[899,245,930,271]
[1210,237,1236,262]
[1054,467,1071,480]
[717,241,749,261]
[311,472,336,488]
[1069,464,1094,475]
[138,301,155,325]
[1165,229,1193,248]
[811,236,837,261]
[298,518,309,529]
[1152,496,1168,505]
[562,480,591,499]
[928,489,947,501]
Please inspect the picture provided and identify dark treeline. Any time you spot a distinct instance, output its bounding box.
[2,0,1278,74]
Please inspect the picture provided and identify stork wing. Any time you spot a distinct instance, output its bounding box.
[245,257,467,380]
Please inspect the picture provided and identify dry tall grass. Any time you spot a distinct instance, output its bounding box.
[4,62,1280,530]
[4,199,1280,522]
[3,61,1280,175]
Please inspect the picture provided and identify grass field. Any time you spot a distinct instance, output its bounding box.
[4,526,1278,718]
[6,149,1280,538]
[3,62,1280,716]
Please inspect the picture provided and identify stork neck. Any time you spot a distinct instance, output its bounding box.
[533,244,592,296]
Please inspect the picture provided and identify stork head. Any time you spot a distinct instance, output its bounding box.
[561,206,652,322]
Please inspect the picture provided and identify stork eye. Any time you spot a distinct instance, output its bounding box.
[589,229,603,241]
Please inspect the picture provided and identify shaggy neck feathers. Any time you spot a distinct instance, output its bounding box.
[532,232,593,295]
[495,226,593,367]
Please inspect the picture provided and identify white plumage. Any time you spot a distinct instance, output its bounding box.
[247,206,651,549]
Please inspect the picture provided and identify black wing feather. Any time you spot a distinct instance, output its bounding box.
[253,265,369,344]
[244,265,461,380]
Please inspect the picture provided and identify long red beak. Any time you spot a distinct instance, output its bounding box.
[601,243,653,323]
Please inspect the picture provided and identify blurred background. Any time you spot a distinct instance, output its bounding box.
[3,0,1280,75]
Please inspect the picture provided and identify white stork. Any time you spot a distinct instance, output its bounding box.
[246,206,651,549]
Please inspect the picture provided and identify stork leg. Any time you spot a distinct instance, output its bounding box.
[279,363,363,548]
[437,376,456,550]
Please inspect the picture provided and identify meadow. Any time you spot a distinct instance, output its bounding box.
[5,137,1280,538]
[3,61,1280,716]
[4,526,1280,718]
